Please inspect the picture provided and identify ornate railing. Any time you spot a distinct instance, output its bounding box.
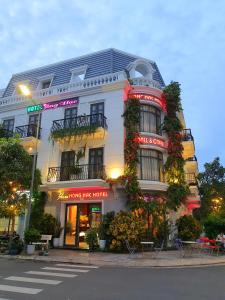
[47,164,105,182]
[0,71,125,107]
[131,77,162,90]
[51,113,107,138]
[182,129,194,142]
[185,173,197,185]
[185,156,197,162]
[15,124,41,139]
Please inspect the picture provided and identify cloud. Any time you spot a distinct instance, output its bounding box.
[0,0,225,169]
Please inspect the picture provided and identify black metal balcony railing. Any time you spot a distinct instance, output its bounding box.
[51,113,107,135]
[47,164,105,182]
[185,156,197,162]
[15,124,41,139]
[182,129,194,142]
[1,129,14,138]
[185,173,197,185]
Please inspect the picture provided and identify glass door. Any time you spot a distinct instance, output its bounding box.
[88,148,103,179]
[60,151,75,181]
[64,204,78,247]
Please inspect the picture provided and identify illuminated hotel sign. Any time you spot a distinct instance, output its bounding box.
[27,97,79,113]
[57,190,109,201]
[134,135,167,149]
[128,93,166,112]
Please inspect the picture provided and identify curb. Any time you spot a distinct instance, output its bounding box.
[1,254,225,268]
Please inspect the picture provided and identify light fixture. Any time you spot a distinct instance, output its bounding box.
[110,168,122,179]
[18,84,31,96]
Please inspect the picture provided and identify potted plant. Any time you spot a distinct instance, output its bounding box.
[24,228,41,255]
[8,239,24,255]
[53,220,63,248]
[85,228,98,251]
[98,222,106,250]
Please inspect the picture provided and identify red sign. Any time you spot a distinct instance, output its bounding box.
[127,93,166,112]
[134,135,167,149]
[57,190,109,201]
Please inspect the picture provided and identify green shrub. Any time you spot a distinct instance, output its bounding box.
[38,213,57,235]
[203,214,225,238]
[176,215,202,241]
[109,211,146,252]
[85,228,98,251]
[24,228,41,244]
[9,239,24,254]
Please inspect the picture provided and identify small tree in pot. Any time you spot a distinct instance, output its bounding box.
[98,222,107,250]
[53,220,63,248]
[85,228,98,251]
[24,228,41,255]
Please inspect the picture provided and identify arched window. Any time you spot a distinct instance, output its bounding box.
[137,149,163,181]
[139,104,161,135]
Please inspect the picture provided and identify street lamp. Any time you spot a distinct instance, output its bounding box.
[18,84,41,230]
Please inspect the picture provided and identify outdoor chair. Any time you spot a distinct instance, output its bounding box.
[125,240,138,256]
[153,240,164,258]
[174,238,184,257]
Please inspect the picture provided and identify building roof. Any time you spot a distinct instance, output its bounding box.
[2,48,165,97]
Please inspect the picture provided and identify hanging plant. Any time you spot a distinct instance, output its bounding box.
[122,98,144,206]
[163,82,189,210]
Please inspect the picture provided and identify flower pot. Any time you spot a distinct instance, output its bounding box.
[99,239,106,250]
[53,237,60,248]
[27,244,35,255]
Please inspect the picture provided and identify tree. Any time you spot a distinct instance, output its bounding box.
[0,137,41,232]
[194,157,225,220]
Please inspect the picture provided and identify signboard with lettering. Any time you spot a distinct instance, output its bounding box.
[27,97,79,113]
[127,93,166,112]
[57,190,109,201]
[134,135,167,149]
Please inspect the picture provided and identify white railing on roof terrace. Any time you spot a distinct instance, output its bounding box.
[0,71,126,107]
[131,77,162,90]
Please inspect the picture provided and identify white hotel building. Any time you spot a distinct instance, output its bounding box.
[0,49,200,248]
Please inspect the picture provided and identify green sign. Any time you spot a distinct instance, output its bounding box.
[27,104,43,113]
[91,207,101,213]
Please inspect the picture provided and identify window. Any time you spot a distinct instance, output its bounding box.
[28,114,41,138]
[3,118,14,135]
[70,66,88,83]
[64,107,78,129]
[90,102,104,126]
[139,104,161,135]
[88,148,104,179]
[138,149,163,181]
[41,80,51,89]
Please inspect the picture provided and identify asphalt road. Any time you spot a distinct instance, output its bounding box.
[0,258,225,300]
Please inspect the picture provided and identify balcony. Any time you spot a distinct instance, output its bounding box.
[51,113,107,141]
[47,164,105,182]
[184,156,198,174]
[182,129,195,159]
[15,124,41,139]
[185,173,198,186]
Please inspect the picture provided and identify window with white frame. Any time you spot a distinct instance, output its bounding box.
[70,66,88,83]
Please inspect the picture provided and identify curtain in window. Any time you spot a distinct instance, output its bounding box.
[138,149,163,181]
[139,105,161,135]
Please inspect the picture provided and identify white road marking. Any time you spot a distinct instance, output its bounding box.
[55,264,99,269]
[42,267,89,273]
[0,298,11,300]
[5,276,62,285]
[0,284,42,294]
[25,271,77,278]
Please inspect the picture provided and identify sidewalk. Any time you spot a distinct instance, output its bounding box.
[2,249,225,268]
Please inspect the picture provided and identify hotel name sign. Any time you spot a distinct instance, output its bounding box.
[57,190,109,201]
[27,97,79,113]
[127,92,167,112]
[134,135,167,149]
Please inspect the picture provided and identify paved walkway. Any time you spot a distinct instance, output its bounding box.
[2,249,225,267]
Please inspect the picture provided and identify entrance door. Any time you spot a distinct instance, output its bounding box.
[64,204,78,247]
[88,148,103,179]
[60,151,75,181]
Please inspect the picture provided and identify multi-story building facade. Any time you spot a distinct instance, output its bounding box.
[0,49,200,248]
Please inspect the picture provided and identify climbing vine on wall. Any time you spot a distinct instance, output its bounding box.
[122,97,144,208]
[163,82,189,210]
